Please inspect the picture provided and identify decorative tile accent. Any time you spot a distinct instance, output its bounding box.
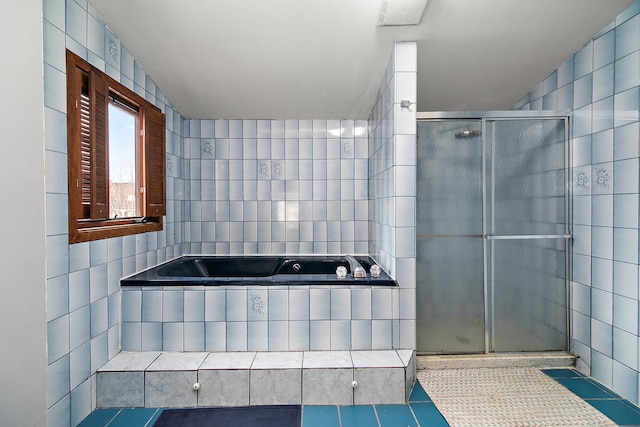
[593,167,611,191]
[202,141,214,156]
[107,38,119,65]
[249,294,265,316]
[272,161,284,178]
[104,29,122,72]
[575,170,590,191]
[259,161,270,179]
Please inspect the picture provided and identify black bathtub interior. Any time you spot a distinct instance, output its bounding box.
[157,257,286,278]
[121,255,395,286]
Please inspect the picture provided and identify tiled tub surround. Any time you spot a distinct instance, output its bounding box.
[121,285,400,352]
[97,350,416,407]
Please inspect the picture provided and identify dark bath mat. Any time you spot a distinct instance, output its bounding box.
[153,405,301,427]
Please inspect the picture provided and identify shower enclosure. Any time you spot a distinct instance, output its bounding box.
[416,112,569,354]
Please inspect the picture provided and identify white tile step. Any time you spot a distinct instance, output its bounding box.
[97,349,416,408]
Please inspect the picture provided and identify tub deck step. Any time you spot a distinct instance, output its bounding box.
[97,350,415,408]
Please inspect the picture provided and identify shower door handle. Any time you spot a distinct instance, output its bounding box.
[417,234,484,239]
[484,234,571,240]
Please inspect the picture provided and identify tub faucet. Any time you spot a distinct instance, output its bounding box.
[345,256,366,278]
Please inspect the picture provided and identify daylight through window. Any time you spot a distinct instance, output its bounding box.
[108,100,139,219]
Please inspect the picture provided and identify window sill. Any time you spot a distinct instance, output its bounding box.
[69,218,163,243]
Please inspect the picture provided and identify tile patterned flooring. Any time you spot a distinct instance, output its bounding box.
[419,368,616,426]
[78,368,640,427]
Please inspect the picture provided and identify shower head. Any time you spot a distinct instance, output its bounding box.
[454,129,481,139]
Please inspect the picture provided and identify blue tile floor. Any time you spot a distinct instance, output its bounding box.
[78,369,640,427]
[542,369,640,427]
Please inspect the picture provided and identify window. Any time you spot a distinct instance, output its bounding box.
[108,99,139,219]
[66,50,166,243]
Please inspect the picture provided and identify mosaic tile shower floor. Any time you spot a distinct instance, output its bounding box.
[78,368,640,427]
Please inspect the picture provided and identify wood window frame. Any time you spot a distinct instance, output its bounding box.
[66,50,166,243]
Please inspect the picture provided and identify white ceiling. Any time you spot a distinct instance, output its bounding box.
[88,0,633,120]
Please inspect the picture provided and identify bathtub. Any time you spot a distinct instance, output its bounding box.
[121,255,396,286]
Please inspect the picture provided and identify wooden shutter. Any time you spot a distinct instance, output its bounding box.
[79,74,91,213]
[90,71,109,219]
[66,52,89,222]
[143,105,166,217]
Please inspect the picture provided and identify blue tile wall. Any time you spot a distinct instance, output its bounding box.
[44,3,413,424]
[368,42,418,349]
[119,50,419,354]
[121,282,402,352]
[518,0,640,405]
[43,1,185,425]
[182,118,369,254]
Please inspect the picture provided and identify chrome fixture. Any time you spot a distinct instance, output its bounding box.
[353,266,366,278]
[370,264,381,278]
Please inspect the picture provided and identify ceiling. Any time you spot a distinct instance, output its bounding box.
[88,0,633,120]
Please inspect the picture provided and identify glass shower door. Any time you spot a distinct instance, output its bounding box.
[416,120,485,353]
[416,115,569,354]
[486,118,568,352]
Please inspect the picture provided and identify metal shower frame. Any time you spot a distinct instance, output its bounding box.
[416,110,571,354]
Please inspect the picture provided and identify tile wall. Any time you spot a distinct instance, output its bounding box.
[119,51,421,352]
[43,1,185,426]
[181,118,369,255]
[42,2,417,426]
[120,283,400,352]
[516,0,640,404]
[368,42,418,349]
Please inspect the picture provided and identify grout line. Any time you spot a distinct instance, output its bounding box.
[372,405,382,427]
[142,408,162,427]
[408,403,421,427]
[103,408,123,427]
